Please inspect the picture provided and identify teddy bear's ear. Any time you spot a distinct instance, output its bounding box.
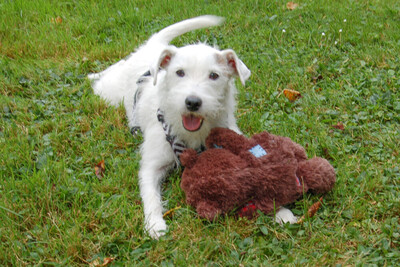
[180,149,198,168]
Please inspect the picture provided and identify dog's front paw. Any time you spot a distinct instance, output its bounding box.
[275,207,298,224]
[145,218,167,239]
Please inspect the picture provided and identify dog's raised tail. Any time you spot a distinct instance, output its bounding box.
[147,15,224,45]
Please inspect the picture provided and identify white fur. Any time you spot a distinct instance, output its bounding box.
[275,207,298,224]
[89,16,294,239]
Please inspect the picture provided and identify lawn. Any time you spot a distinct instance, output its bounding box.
[1,0,399,265]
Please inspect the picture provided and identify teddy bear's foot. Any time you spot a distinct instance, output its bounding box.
[196,201,222,221]
[297,157,336,194]
[275,207,298,224]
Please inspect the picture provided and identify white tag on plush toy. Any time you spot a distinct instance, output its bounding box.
[249,145,267,158]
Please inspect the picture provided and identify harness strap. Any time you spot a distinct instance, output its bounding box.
[157,109,187,158]
[130,70,152,136]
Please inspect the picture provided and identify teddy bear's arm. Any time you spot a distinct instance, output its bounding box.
[180,149,199,168]
[205,128,250,155]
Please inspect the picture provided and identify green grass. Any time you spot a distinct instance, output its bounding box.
[1,0,399,265]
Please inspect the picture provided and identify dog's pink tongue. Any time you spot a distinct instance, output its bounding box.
[182,114,203,132]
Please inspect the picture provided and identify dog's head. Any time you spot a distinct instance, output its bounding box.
[151,44,250,148]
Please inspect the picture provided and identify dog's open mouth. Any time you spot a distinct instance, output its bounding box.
[182,114,204,132]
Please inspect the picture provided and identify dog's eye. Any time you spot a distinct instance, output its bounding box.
[176,69,185,77]
[209,72,219,80]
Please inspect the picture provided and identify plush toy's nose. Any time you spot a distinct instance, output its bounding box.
[185,95,202,111]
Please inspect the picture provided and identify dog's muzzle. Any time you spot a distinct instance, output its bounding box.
[182,95,204,132]
[185,95,202,112]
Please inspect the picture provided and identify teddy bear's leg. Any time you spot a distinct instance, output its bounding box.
[297,157,336,194]
[279,135,308,161]
[291,142,308,161]
[196,200,223,221]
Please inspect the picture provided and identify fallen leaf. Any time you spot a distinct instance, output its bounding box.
[332,122,345,131]
[286,2,299,10]
[51,16,63,24]
[283,89,302,102]
[298,197,323,224]
[163,206,181,218]
[312,74,324,84]
[89,259,100,267]
[95,160,105,179]
[99,257,115,267]
[89,257,115,267]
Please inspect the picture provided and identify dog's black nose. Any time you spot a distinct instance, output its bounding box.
[185,95,202,112]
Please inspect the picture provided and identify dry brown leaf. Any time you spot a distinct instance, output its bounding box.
[283,89,302,102]
[89,259,100,267]
[95,160,105,179]
[286,2,299,10]
[99,257,115,267]
[312,74,324,84]
[89,257,115,267]
[51,16,63,24]
[298,197,323,224]
[163,205,181,218]
[332,122,345,131]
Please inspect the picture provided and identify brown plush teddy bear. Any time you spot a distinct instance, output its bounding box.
[180,128,336,220]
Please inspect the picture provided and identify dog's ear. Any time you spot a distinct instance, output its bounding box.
[220,49,251,85]
[151,46,177,85]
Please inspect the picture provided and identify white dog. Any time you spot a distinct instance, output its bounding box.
[89,16,297,239]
